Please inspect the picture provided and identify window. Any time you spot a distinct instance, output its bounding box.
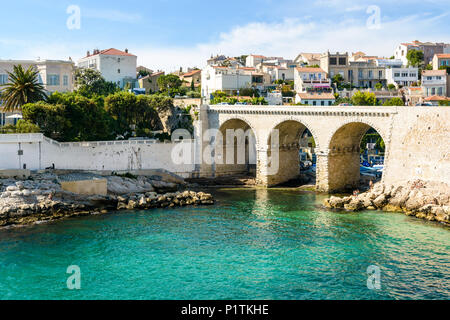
[368,70,373,79]
[438,87,443,95]
[118,69,121,74]
[358,70,363,78]
[339,57,346,65]
[330,57,337,65]
[328,101,332,106]
[0,74,8,84]
[321,101,325,106]
[431,88,436,95]
[427,77,432,80]
[394,73,400,77]
[379,70,383,78]
[436,76,441,80]
[410,73,416,77]
[313,101,317,106]
[47,75,60,86]
[402,73,408,77]
[63,75,68,86]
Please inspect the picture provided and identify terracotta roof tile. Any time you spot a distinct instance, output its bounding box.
[85,48,136,58]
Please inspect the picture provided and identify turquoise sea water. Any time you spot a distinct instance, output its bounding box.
[0,189,449,300]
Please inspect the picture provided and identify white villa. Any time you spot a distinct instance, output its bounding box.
[201,65,253,98]
[77,48,137,89]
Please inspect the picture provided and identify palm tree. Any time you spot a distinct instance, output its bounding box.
[0,64,47,112]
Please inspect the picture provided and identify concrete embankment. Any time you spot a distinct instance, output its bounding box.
[0,170,214,228]
[324,180,450,225]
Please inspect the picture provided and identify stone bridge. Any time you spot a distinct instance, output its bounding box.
[197,105,450,193]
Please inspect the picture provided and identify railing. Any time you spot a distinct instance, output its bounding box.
[0,133,44,143]
[0,133,193,147]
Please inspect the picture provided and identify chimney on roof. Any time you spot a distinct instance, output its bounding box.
[125,48,129,53]
[87,51,90,56]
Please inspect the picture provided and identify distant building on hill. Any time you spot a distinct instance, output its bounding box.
[77,48,137,89]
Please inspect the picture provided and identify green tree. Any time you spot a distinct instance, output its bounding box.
[138,69,150,78]
[15,119,41,133]
[351,91,377,106]
[0,65,47,111]
[383,97,404,106]
[74,68,119,97]
[157,74,182,95]
[387,84,396,90]
[22,101,69,140]
[48,92,112,141]
[406,50,424,67]
[375,82,383,90]
[438,65,450,74]
[104,91,139,136]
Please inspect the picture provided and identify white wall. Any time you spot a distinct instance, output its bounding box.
[99,54,137,87]
[0,134,196,177]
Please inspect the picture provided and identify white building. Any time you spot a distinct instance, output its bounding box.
[77,48,137,88]
[375,59,403,68]
[201,65,252,98]
[385,67,418,87]
[266,91,283,105]
[421,69,447,97]
[0,59,74,126]
[245,55,266,68]
[294,67,331,93]
[295,92,335,106]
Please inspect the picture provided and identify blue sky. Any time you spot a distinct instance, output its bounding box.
[0,0,449,71]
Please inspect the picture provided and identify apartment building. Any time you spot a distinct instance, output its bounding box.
[394,41,448,65]
[385,67,419,87]
[0,59,74,94]
[319,52,386,88]
[432,54,450,70]
[201,65,252,97]
[0,59,74,126]
[294,67,331,93]
[421,69,447,97]
[77,48,137,88]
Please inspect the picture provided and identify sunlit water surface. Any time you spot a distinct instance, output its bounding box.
[0,189,448,300]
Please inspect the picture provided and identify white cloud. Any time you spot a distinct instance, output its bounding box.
[83,9,142,23]
[135,14,450,71]
[2,12,449,72]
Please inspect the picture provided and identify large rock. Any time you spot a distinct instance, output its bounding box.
[373,194,387,208]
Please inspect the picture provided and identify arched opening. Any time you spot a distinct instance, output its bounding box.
[265,120,317,187]
[328,122,386,193]
[215,119,257,179]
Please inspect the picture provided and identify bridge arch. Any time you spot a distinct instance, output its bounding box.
[262,119,318,186]
[326,120,388,192]
[215,118,257,177]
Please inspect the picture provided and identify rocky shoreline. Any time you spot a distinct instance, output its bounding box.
[0,171,214,228]
[324,180,450,225]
